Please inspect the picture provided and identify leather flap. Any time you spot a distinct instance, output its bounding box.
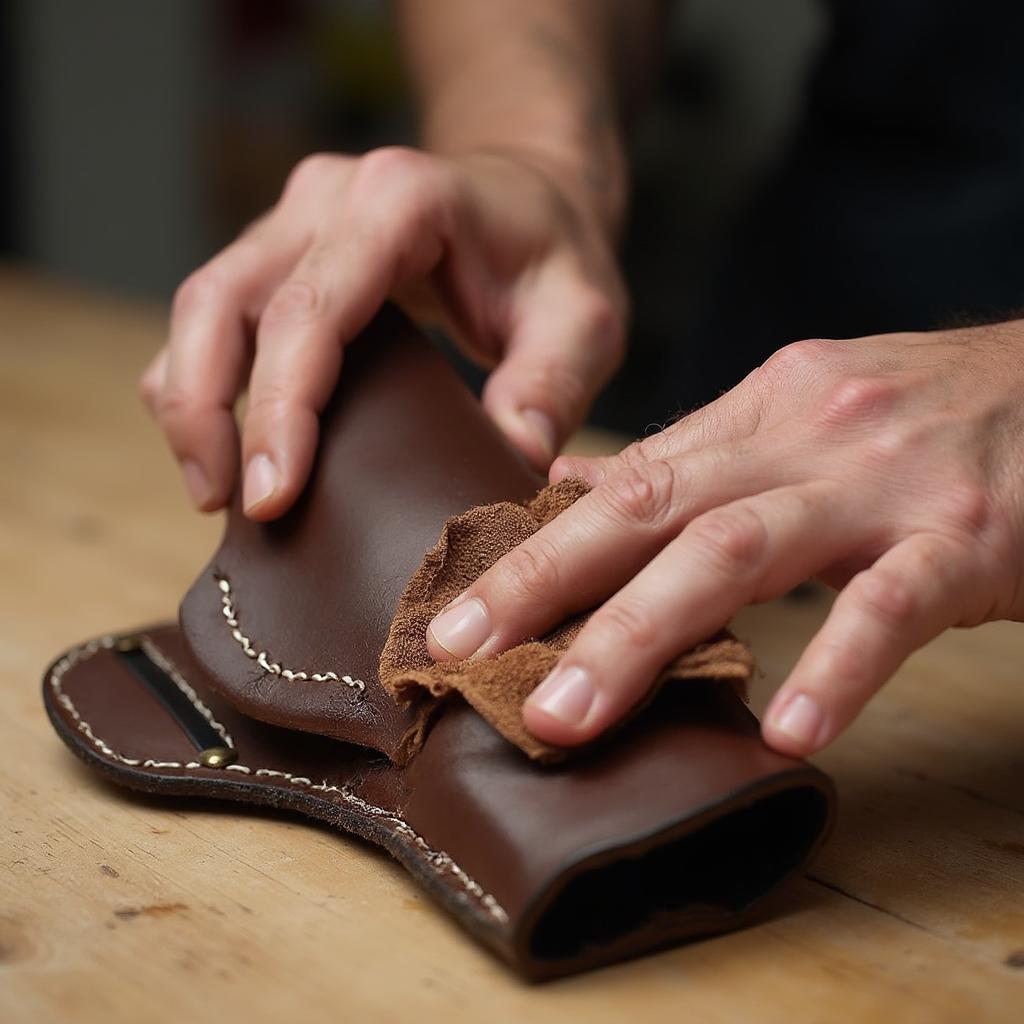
[179,307,543,760]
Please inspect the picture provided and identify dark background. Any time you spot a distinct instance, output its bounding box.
[4,1,1020,435]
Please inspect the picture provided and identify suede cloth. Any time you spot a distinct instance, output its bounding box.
[380,478,755,762]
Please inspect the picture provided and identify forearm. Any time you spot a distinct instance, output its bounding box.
[395,0,664,237]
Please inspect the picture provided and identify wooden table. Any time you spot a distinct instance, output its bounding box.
[3,268,1023,1023]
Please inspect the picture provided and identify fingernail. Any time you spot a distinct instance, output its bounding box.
[181,459,211,508]
[521,408,557,461]
[243,453,278,512]
[428,597,491,659]
[550,455,603,486]
[548,457,573,484]
[770,693,823,748]
[527,665,596,727]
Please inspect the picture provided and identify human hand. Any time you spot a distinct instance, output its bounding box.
[140,146,626,519]
[426,323,1024,756]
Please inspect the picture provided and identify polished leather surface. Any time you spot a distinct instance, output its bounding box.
[179,306,543,760]
[44,624,833,980]
[43,306,837,979]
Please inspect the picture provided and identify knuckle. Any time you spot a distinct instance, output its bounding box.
[757,338,835,386]
[614,440,649,470]
[243,386,293,427]
[172,268,223,319]
[940,479,992,536]
[849,567,919,626]
[357,145,426,181]
[634,430,676,464]
[154,387,197,429]
[814,635,864,687]
[902,533,979,596]
[687,504,768,575]
[815,375,896,432]
[596,461,678,531]
[526,360,589,418]
[350,147,454,234]
[591,598,659,651]
[282,152,344,199]
[861,424,917,467]
[263,277,325,324]
[354,147,433,197]
[494,537,562,605]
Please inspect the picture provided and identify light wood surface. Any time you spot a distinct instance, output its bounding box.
[3,268,1023,1023]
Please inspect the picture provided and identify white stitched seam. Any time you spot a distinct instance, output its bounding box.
[48,635,508,925]
[214,575,366,695]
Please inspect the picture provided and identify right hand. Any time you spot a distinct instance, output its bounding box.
[140,146,627,519]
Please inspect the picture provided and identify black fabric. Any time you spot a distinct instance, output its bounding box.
[601,0,1024,428]
[689,0,1024,392]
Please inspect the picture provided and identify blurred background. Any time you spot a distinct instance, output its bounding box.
[1,0,826,436]
[5,0,1019,435]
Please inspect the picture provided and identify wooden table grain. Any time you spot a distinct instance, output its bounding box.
[3,268,1023,1023]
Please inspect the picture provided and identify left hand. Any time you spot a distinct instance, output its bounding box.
[425,323,1024,757]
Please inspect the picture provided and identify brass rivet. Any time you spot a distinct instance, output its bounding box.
[198,746,237,769]
[115,635,142,653]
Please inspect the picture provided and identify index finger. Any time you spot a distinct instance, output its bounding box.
[240,152,456,518]
[523,480,861,746]
[550,371,767,487]
[425,442,783,664]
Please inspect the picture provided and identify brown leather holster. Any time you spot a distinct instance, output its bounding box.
[43,308,835,981]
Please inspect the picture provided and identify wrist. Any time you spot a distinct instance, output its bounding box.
[398,2,633,242]
[433,134,628,244]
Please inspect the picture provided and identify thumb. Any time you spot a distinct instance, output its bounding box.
[482,271,626,469]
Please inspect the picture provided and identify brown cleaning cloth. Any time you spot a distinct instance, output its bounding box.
[380,478,755,762]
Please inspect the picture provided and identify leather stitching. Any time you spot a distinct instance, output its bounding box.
[140,635,235,748]
[215,575,367,695]
[48,634,508,925]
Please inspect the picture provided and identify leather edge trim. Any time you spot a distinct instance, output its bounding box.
[41,632,511,934]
